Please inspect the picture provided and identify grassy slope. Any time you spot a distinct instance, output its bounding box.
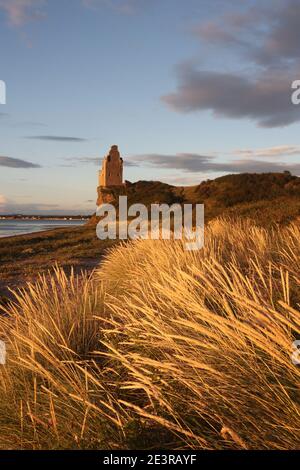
[1,172,300,297]
[181,172,300,224]
[125,172,300,225]
[0,219,299,449]
[0,173,300,449]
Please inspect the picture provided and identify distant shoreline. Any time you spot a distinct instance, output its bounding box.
[0,225,83,241]
[0,223,113,300]
[0,219,88,240]
[0,216,90,221]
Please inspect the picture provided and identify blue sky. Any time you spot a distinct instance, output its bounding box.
[0,0,300,214]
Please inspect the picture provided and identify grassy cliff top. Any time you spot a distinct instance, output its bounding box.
[109,172,300,225]
[1,172,300,297]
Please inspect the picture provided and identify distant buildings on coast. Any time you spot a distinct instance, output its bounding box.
[0,215,88,220]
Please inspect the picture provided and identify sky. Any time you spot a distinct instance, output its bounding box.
[0,0,300,214]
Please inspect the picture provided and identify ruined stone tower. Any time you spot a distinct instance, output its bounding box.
[99,145,124,187]
[97,145,126,206]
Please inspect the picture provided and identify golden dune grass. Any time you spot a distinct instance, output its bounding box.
[0,218,299,449]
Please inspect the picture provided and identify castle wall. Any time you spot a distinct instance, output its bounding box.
[99,145,124,187]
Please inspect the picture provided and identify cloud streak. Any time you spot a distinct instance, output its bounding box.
[192,1,300,66]
[25,135,87,142]
[162,65,300,128]
[232,145,300,158]
[163,1,300,128]
[0,156,41,168]
[128,153,300,176]
[0,199,91,215]
[65,156,137,167]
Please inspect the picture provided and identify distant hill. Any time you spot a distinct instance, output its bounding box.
[91,173,300,226]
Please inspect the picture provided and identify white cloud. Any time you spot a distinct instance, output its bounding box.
[0,194,7,206]
[127,152,300,175]
[232,146,300,158]
[163,1,300,128]
[0,0,46,26]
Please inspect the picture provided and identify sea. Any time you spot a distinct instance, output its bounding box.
[0,219,87,238]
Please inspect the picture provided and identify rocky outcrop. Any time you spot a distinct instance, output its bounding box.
[96,184,127,207]
[86,184,127,226]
